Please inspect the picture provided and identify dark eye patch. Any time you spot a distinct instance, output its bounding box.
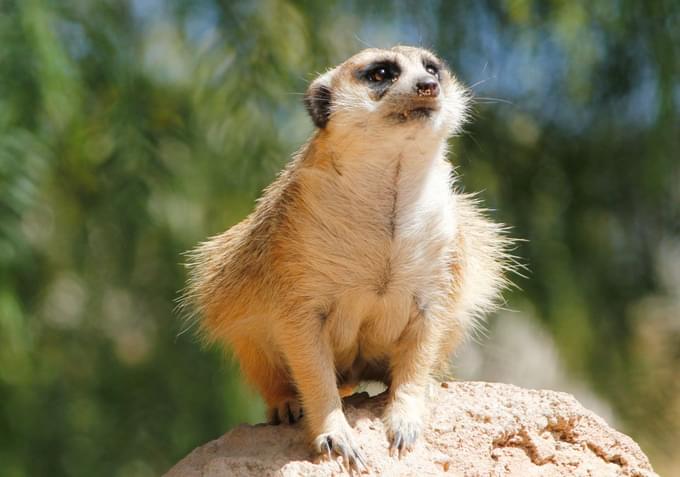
[356,60,401,99]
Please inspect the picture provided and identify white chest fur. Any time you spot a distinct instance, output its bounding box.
[299,132,457,288]
[392,142,457,247]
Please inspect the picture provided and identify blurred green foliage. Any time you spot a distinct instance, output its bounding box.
[0,0,678,475]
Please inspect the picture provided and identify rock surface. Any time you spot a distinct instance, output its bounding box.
[164,381,657,476]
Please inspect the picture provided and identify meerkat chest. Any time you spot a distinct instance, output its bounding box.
[299,147,457,295]
[355,151,455,278]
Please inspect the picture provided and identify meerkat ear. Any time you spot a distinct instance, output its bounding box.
[304,71,333,129]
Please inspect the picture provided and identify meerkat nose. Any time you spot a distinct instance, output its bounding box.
[415,79,440,97]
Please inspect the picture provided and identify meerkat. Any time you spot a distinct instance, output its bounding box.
[184,46,511,470]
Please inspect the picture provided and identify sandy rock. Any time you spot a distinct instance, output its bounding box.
[164,381,657,476]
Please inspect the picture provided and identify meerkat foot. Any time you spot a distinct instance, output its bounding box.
[383,395,425,457]
[314,421,367,473]
[267,397,303,425]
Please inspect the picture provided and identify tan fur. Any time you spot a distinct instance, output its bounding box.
[183,46,513,467]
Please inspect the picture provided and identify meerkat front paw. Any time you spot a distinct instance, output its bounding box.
[267,397,303,425]
[383,392,426,457]
[313,416,367,472]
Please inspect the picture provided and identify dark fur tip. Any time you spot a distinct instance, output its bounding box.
[304,84,332,129]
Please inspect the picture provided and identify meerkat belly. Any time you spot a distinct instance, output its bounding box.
[314,157,457,374]
[329,228,454,368]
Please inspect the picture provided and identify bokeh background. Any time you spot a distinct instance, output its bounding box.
[1,0,678,475]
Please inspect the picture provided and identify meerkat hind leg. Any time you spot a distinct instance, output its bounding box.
[231,338,303,425]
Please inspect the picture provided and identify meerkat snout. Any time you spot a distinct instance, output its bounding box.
[416,78,439,97]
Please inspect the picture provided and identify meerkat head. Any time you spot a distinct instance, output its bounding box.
[304,46,469,138]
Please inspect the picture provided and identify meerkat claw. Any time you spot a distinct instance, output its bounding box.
[267,398,303,425]
[316,432,367,474]
[387,421,420,458]
[391,429,415,458]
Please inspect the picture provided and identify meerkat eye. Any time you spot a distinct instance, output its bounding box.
[425,63,440,78]
[365,63,399,83]
[368,67,388,82]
